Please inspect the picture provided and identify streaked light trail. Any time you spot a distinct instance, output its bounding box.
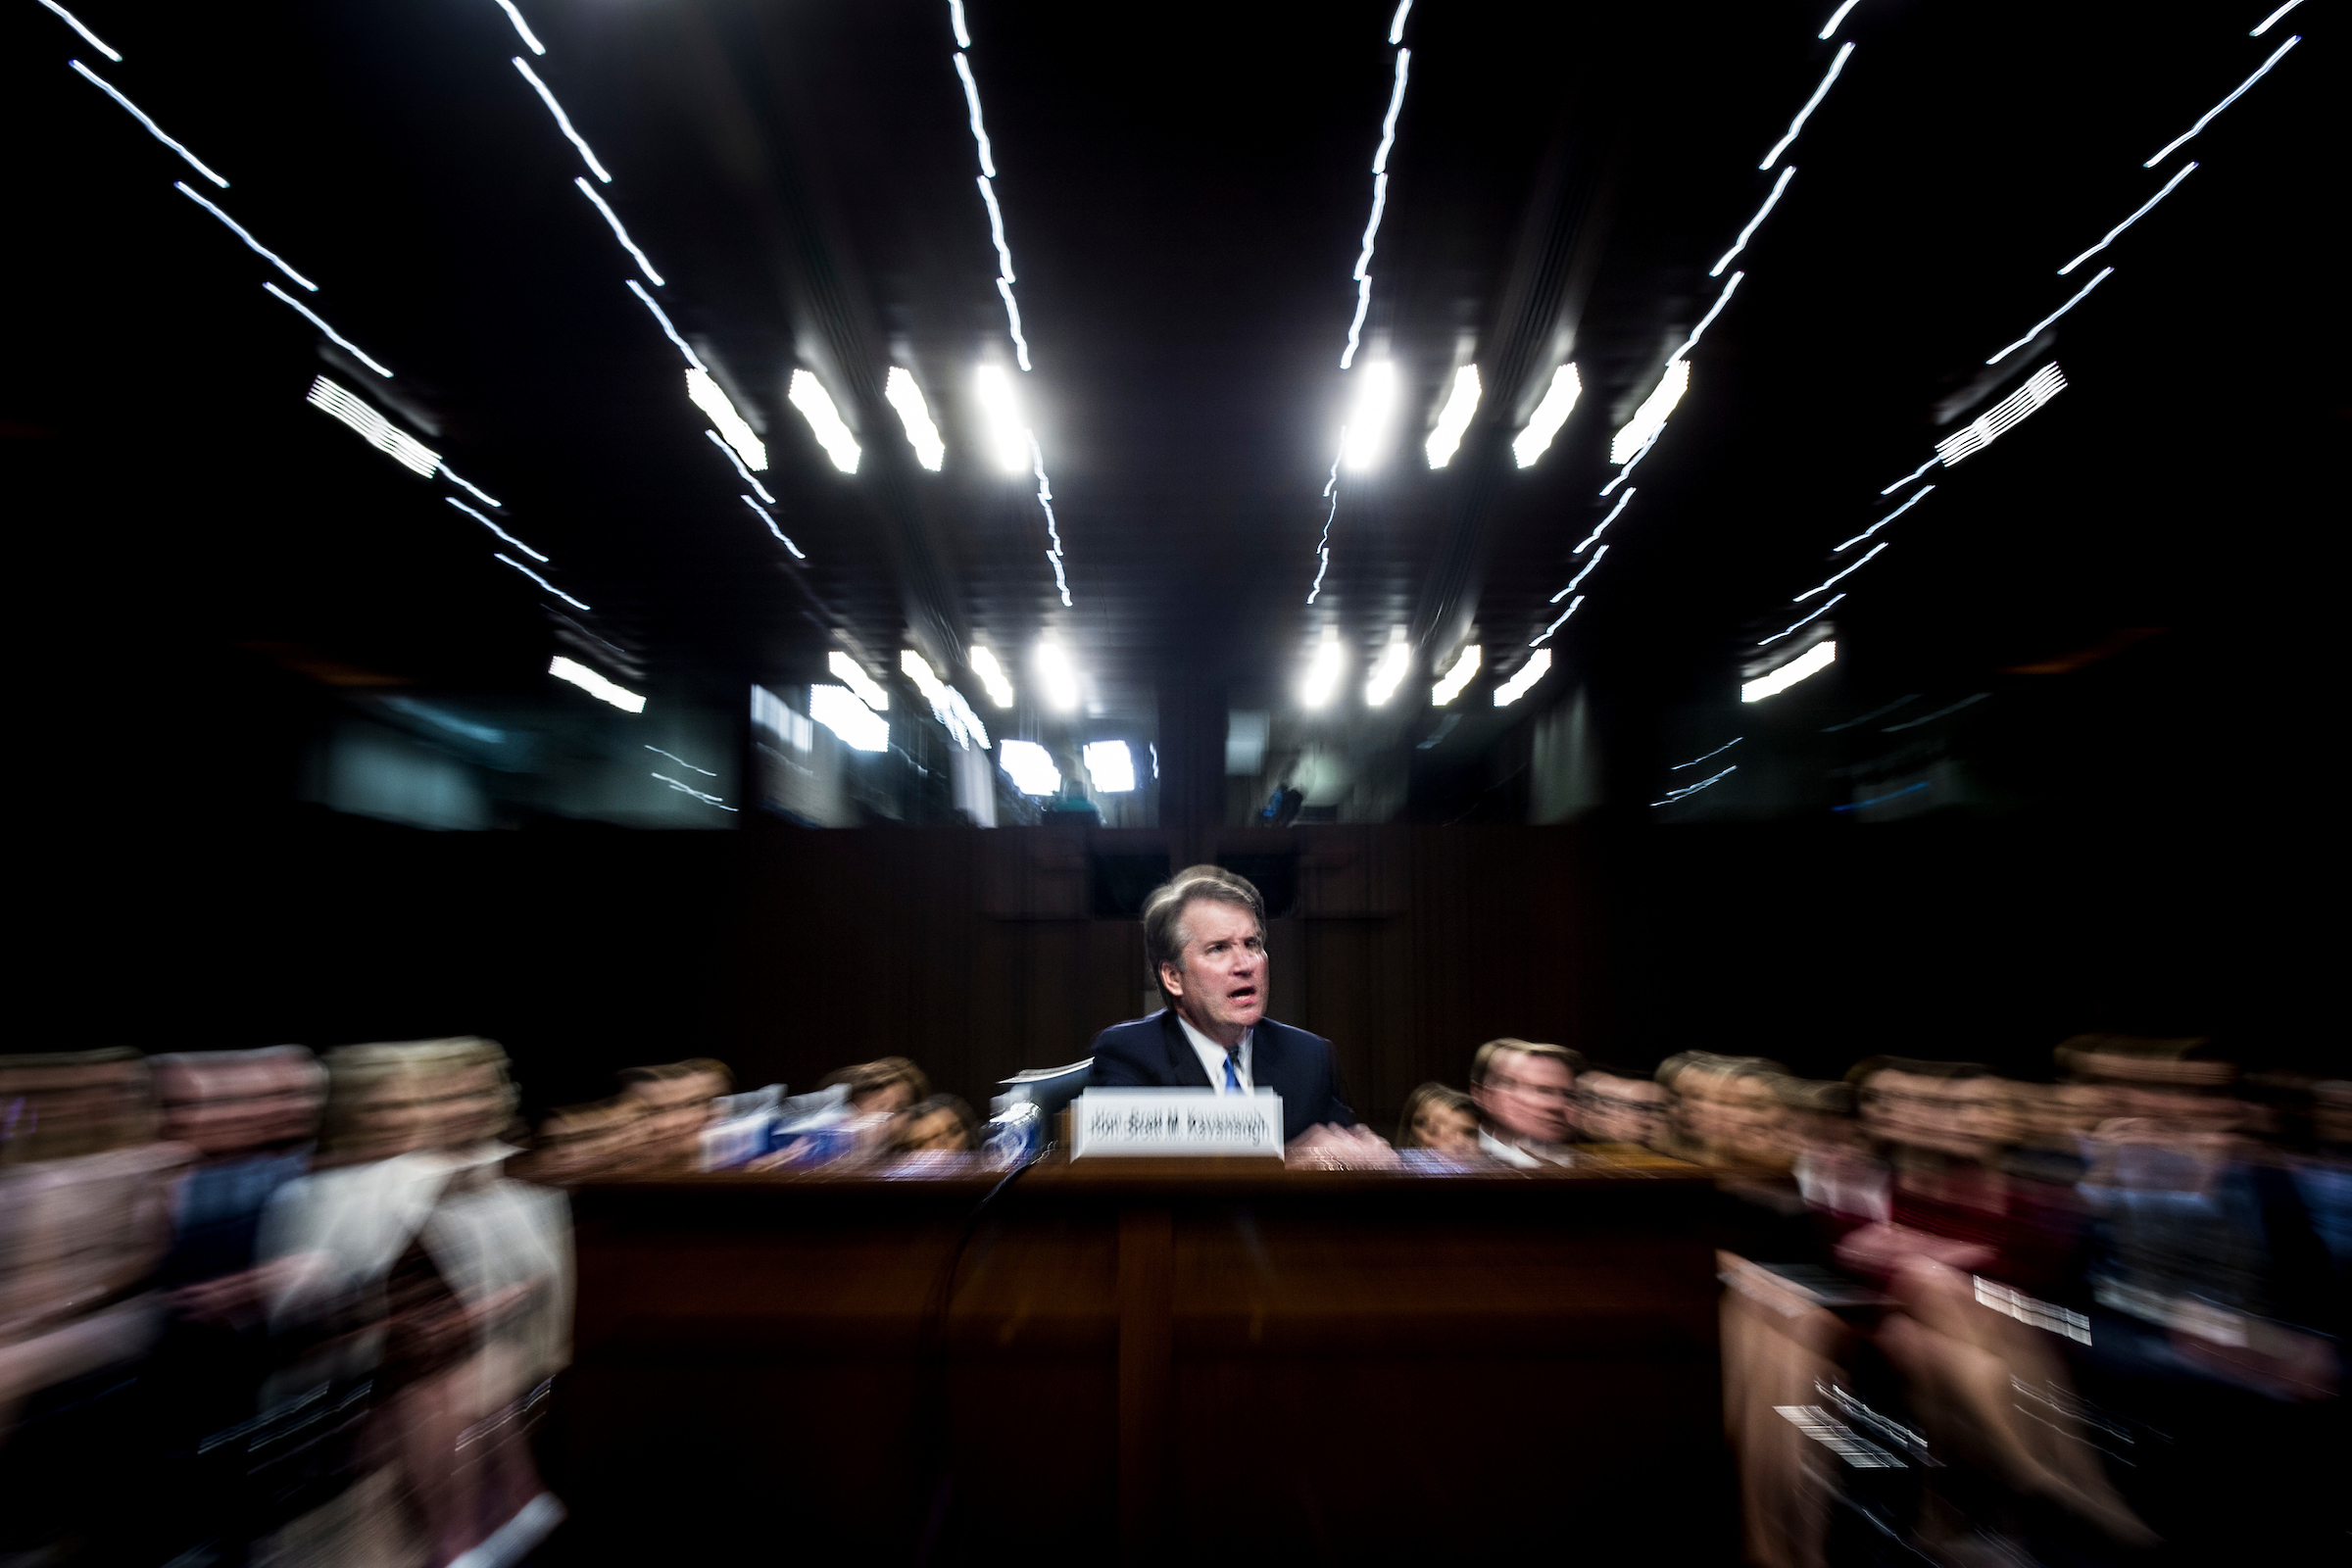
[2059,162,2196,275]
[829,653,890,712]
[1425,364,1481,468]
[1388,0,1414,45]
[884,368,946,470]
[441,467,502,509]
[706,431,775,503]
[1816,1,1863,40]
[625,278,706,371]
[646,745,714,778]
[1494,648,1552,704]
[500,553,589,611]
[1936,363,2065,466]
[1823,695,1918,733]
[653,772,735,809]
[1551,545,1608,603]
[1759,42,1854,171]
[1032,434,1071,607]
[1574,488,1635,554]
[1431,644,1481,706]
[1883,691,1987,731]
[307,375,438,476]
[969,646,1014,708]
[174,182,314,289]
[1879,457,1939,495]
[1672,737,1740,770]
[1612,361,1690,465]
[1711,167,1795,277]
[951,49,1032,370]
[1669,270,1744,366]
[39,3,119,61]
[2143,33,2300,167]
[741,496,804,559]
[573,177,662,285]
[1986,270,2110,365]
[2250,2,2303,36]
[70,61,227,187]
[492,0,546,55]
[445,496,544,560]
[513,57,612,182]
[1342,46,1413,368]
[1794,543,1884,601]
[1529,598,1583,650]
[264,282,390,376]
[1836,484,1933,551]
[1308,448,1340,606]
[1757,593,1841,647]
[1364,625,1411,706]
[1653,764,1736,807]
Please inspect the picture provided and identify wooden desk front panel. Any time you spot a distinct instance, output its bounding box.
[561,1166,1729,1561]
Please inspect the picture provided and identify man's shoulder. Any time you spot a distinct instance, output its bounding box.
[1092,1011,1170,1051]
[1255,1018,1333,1064]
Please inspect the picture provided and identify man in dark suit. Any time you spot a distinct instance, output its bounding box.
[1086,864,1359,1146]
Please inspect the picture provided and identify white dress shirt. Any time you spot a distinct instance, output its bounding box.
[1175,1011,1253,1094]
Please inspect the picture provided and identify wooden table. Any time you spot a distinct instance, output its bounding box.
[558,1152,1732,1562]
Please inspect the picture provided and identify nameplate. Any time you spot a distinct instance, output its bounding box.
[1070,1090,1285,1158]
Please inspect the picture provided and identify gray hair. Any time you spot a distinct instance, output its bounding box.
[1141,864,1265,997]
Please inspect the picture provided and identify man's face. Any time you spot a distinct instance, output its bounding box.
[1160,899,1267,1042]
[1581,1074,1667,1145]
[1475,1050,1576,1145]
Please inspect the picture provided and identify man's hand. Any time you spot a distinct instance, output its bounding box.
[1284,1124,1400,1169]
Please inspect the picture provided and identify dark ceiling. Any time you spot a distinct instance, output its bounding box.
[4,0,2334,816]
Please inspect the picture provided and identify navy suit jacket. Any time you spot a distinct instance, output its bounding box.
[1085,1009,1353,1144]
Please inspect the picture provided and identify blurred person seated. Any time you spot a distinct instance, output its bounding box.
[819,1055,931,1118]
[1575,1065,1669,1151]
[891,1094,981,1155]
[1468,1039,1581,1167]
[1396,1082,1482,1155]
[1089,865,1368,1154]
[514,1097,651,1183]
[0,1050,189,1564]
[614,1057,732,1172]
[141,1048,329,1564]
[255,1038,570,1568]
[1671,1054,1798,1174]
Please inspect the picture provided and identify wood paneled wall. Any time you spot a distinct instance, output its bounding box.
[48,812,2310,1130]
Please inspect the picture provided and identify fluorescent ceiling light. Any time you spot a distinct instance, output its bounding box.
[974,365,1029,474]
[827,652,889,712]
[1742,640,1837,703]
[1424,365,1481,468]
[884,368,945,470]
[810,683,888,752]
[1340,361,1398,472]
[1431,644,1481,706]
[789,369,860,474]
[687,368,765,471]
[1035,641,1079,712]
[1082,740,1136,793]
[1512,364,1582,468]
[1302,625,1346,708]
[71,62,226,187]
[902,650,990,750]
[1494,649,1551,707]
[550,656,644,713]
[999,739,1061,796]
[1363,625,1410,706]
[1936,363,2064,466]
[1611,361,1689,465]
[969,645,1015,708]
[307,375,438,476]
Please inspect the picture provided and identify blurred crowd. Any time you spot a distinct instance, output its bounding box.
[1413,1034,2347,1566]
[6,1034,2342,1565]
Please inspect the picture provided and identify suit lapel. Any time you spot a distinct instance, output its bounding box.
[1158,1008,1216,1089]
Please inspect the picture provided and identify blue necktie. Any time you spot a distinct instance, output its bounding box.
[1223,1054,1242,1093]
